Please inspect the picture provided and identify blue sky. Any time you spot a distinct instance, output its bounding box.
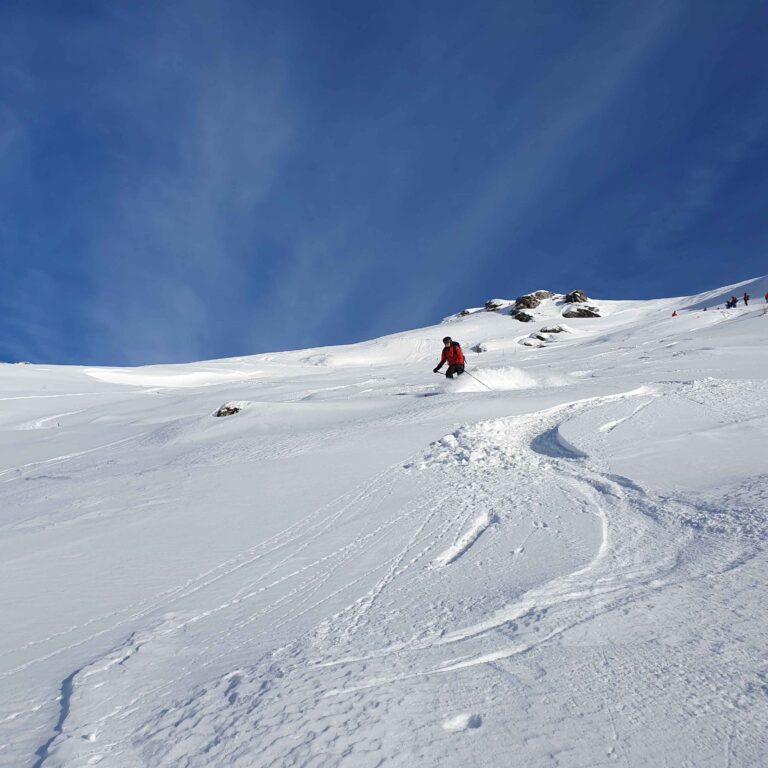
[2,0,767,365]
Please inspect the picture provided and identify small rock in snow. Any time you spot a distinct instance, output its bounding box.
[213,403,242,418]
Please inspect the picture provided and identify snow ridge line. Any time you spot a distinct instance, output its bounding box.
[29,628,148,768]
[31,668,78,768]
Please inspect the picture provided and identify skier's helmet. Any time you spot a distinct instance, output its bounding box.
[442,336,452,344]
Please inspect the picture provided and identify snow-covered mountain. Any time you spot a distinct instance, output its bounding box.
[2,276,767,767]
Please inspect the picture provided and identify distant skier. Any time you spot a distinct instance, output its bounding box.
[743,292,750,306]
[434,336,465,378]
[672,310,678,317]
[765,291,768,304]
[726,296,738,309]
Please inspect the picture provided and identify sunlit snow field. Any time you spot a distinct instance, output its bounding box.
[2,278,767,767]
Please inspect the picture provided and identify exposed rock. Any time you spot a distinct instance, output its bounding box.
[213,403,242,418]
[511,310,534,322]
[540,324,569,334]
[564,289,589,304]
[514,294,541,310]
[519,338,543,347]
[531,332,552,342]
[459,309,472,317]
[484,300,504,312]
[562,305,601,319]
[514,290,554,311]
[471,343,487,354]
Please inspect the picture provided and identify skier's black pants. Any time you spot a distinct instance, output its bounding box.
[445,364,464,379]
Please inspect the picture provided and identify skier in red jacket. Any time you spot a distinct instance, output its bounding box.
[434,337,465,378]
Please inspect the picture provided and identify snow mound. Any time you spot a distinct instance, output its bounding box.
[409,419,519,469]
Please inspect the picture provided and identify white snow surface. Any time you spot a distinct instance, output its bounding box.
[2,277,768,767]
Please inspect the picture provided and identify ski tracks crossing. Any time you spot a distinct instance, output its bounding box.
[24,382,765,767]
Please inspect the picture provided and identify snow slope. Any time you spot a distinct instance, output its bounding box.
[1,277,767,767]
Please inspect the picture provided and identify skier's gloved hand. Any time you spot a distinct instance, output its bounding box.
[433,367,440,374]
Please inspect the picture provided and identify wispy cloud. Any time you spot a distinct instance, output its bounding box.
[634,116,764,261]
[3,0,767,364]
[1,268,65,363]
[79,6,297,364]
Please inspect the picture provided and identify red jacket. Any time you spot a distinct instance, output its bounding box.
[439,342,465,367]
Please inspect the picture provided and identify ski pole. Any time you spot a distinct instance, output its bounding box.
[433,369,493,390]
[464,370,494,391]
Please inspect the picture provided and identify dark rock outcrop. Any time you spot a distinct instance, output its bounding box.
[564,290,589,304]
[459,309,472,317]
[562,305,601,319]
[514,294,540,310]
[514,290,553,311]
[540,325,569,334]
[484,300,504,312]
[511,310,534,322]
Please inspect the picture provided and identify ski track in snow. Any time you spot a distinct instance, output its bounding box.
[17,382,760,768]
[598,399,654,433]
[432,512,496,568]
[0,433,148,484]
[15,411,86,431]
